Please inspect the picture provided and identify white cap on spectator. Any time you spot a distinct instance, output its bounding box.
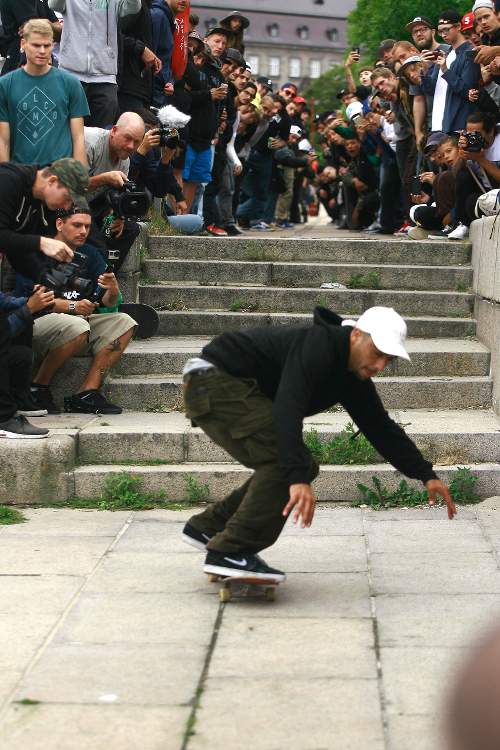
[344,307,410,360]
[346,100,364,120]
[472,0,494,11]
[290,125,303,137]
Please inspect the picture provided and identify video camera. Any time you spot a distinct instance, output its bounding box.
[106,180,151,220]
[158,126,181,149]
[153,104,191,150]
[40,250,94,299]
[40,247,122,306]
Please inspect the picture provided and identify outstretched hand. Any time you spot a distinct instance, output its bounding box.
[283,483,316,528]
[426,479,456,519]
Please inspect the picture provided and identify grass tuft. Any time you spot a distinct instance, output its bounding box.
[0,506,27,525]
[304,423,379,465]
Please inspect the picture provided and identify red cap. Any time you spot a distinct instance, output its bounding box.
[461,11,475,31]
[294,96,306,104]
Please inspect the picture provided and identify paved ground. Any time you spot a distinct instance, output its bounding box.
[2,503,500,749]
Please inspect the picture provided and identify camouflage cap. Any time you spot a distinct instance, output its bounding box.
[50,158,89,208]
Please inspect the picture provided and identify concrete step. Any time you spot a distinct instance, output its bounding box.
[143,259,472,292]
[111,337,490,378]
[139,284,474,318]
[148,235,471,266]
[158,311,478,338]
[103,374,492,411]
[71,461,500,501]
[73,409,500,467]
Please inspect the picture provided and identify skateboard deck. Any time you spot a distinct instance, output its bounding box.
[207,573,281,602]
[119,303,159,339]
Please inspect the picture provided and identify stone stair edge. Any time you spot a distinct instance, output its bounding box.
[69,462,500,502]
[143,258,472,271]
[148,235,472,248]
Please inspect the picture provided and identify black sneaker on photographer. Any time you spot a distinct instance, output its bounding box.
[204,550,286,582]
[64,390,122,415]
[30,384,61,415]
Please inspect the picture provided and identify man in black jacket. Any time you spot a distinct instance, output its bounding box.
[118,0,162,113]
[0,158,89,278]
[181,306,455,581]
[341,134,379,230]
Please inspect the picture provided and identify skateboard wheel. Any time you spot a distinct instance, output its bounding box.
[207,574,219,583]
[220,588,231,602]
[265,587,276,602]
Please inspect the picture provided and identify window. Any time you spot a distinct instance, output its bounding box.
[309,59,321,78]
[268,23,280,37]
[247,55,260,75]
[289,58,301,78]
[268,56,280,77]
[205,17,217,31]
[326,28,338,42]
[297,26,309,40]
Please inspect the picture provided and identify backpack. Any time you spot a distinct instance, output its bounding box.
[475,189,500,218]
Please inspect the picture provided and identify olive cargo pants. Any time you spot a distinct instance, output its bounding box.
[183,368,319,554]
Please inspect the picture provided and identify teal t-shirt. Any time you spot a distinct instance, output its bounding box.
[0,67,90,166]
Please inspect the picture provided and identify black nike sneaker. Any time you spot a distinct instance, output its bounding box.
[181,522,214,551]
[204,550,286,582]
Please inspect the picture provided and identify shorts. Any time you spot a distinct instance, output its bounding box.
[32,312,137,359]
[182,144,213,184]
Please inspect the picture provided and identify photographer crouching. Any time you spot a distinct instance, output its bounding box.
[453,110,500,239]
[128,106,202,235]
[85,112,151,271]
[16,208,137,415]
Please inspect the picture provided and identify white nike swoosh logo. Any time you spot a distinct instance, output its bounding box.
[224,556,248,566]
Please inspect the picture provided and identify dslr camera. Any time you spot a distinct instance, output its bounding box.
[40,250,94,298]
[106,180,151,219]
[157,126,181,149]
[464,130,485,152]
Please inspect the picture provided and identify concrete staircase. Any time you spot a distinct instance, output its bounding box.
[65,233,500,503]
[5,232,500,505]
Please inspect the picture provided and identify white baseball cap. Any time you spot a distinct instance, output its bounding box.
[290,125,303,137]
[346,100,364,120]
[472,0,494,11]
[348,307,410,360]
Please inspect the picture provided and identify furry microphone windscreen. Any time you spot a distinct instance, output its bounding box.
[156,105,191,129]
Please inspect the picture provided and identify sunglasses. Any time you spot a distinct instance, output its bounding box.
[283,89,295,96]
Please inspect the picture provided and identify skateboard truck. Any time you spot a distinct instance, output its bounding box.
[207,573,280,602]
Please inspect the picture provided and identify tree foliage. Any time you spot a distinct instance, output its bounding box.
[348,0,472,59]
[303,64,346,113]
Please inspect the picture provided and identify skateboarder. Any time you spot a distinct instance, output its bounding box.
[181,306,456,582]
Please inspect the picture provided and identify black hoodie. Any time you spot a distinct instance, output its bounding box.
[202,307,437,487]
[0,163,51,278]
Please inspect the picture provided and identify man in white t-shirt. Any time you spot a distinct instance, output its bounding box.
[85,111,145,270]
[422,9,480,134]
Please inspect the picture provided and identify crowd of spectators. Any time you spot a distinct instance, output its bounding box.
[1,0,500,438]
[317,1,500,241]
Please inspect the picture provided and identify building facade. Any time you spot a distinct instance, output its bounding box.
[193,0,356,89]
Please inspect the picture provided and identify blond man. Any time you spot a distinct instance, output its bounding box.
[0,18,89,166]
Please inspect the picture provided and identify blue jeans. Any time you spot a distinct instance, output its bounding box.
[168,214,203,235]
[236,150,273,225]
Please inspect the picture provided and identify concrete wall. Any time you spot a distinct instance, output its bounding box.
[471,216,500,414]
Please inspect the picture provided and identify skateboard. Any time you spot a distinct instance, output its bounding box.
[207,573,281,602]
[119,303,159,339]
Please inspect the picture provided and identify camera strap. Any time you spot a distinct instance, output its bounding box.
[102,213,115,239]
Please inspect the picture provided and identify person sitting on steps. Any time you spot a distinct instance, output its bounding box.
[16,207,137,415]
